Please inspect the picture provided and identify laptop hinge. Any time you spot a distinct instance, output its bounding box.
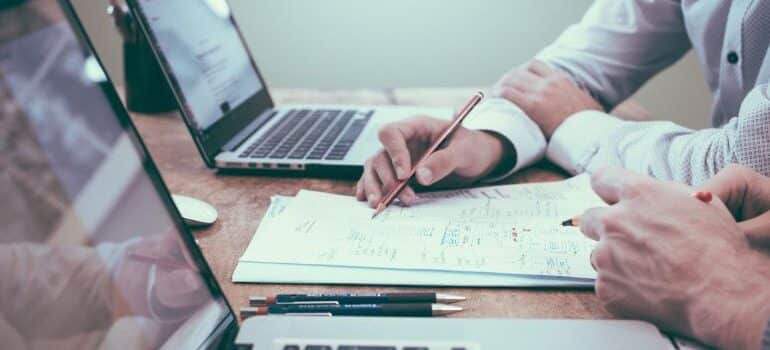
[222,110,277,152]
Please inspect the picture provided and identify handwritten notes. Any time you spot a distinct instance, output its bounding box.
[241,175,604,279]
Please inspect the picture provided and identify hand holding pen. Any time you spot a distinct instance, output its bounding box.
[356,92,514,210]
[369,92,485,218]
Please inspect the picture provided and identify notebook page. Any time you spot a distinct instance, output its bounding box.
[243,177,604,279]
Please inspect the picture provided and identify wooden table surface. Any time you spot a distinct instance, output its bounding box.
[130,88,615,321]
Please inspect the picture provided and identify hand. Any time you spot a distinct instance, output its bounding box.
[495,60,602,138]
[355,116,513,207]
[698,164,770,246]
[580,167,770,349]
[112,233,209,321]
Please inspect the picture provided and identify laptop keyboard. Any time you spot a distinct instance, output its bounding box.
[277,341,476,350]
[239,109,372,161]
[283,346,468,350]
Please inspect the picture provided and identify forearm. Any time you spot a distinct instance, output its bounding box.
[687,269,770,349]
[548,84,770,185]
[535,0,690,110]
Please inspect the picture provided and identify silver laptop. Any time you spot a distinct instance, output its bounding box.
[124,0,451,175]
[0,1,674,349]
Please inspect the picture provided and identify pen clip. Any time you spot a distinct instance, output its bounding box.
[276,301,340,306]
[282,313,333,317]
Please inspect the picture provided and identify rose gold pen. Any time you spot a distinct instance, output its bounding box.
[371,91,485,219]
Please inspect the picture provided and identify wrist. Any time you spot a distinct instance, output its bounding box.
[543,112,580,140]
[721,291,770,349]
[478,130,516,180]
[688,252,770,349]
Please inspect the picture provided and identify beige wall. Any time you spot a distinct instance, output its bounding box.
[73,0,713,129]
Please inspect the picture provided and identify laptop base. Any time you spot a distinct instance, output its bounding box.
[235,316,674,349]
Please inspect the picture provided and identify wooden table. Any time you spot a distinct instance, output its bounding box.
[130,88,618,321]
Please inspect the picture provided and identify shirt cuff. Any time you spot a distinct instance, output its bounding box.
[546,110,625,175]
[463,98,547,182]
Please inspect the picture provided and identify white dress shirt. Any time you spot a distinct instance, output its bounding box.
[463,0,770,185]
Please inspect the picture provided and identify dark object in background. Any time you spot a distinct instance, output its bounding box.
[0,0,24,10]
[108,1,176,114]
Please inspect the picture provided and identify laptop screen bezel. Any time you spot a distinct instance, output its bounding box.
[125,0,275,168]
[60,1,240,346]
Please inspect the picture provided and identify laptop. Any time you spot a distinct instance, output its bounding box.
[0,1,675,349]
[120,0,452,176]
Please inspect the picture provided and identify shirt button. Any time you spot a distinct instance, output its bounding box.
[727,51,739,64]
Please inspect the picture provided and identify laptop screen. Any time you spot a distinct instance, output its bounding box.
[134,0,263,132]
[0,1,234,348]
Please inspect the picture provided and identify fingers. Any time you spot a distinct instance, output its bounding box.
[698,164,770,226]
[378,117,441,180]
[413,148,460,186]
[360,159,384,207]
[372,152,417,205]
[498,86,533,111]
[377,125,412,179]
[579,206,625,241]
[527,60,554,77]
[155,269,208,308]
[357,152,417,207]
[590,241,612,272]
[697,164,750,215]
[496,69,540,93]
[740,211,770,247]
[590,167,652,205]
[579,207,607,241]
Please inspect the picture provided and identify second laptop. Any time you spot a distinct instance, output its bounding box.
[125,0,452,175]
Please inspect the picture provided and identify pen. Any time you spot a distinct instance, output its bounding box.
[249,292,466,306]
[239,303,462,318]
[371,91,485,219]
[561,190,714,227]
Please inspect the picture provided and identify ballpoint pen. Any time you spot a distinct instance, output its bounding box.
[239,303,463,318]
[249,292,466,305]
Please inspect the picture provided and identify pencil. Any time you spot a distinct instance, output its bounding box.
[559,191,714,227]
[561,216,581,227]
[371,91,485,219]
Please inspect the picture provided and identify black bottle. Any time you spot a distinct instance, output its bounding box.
[109,2,176,114]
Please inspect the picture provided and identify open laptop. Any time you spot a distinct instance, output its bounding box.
[0,1,675,349]
[121,0,451,175]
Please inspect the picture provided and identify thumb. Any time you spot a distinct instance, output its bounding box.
[740,211,770,248]
[415,148,458,186]
[155,269,206,308]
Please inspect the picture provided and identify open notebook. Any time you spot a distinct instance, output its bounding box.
[235,175,603,287]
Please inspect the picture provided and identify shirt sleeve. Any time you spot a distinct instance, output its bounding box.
[548,84,770,185]
[462,97,547,182]
[535,0,692,111]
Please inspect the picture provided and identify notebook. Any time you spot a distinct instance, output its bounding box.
[234,176,602,287]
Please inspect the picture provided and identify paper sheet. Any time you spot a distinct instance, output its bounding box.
[232,261,594,287]
[235,196,594,287]
[241,176,604,279]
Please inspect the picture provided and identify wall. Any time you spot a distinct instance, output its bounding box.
[73,0,713,129]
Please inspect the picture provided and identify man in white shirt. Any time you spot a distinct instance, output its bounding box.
[354,0,770,207]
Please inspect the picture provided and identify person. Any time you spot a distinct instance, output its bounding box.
[355,0,770,207]
[579,165,770,349]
